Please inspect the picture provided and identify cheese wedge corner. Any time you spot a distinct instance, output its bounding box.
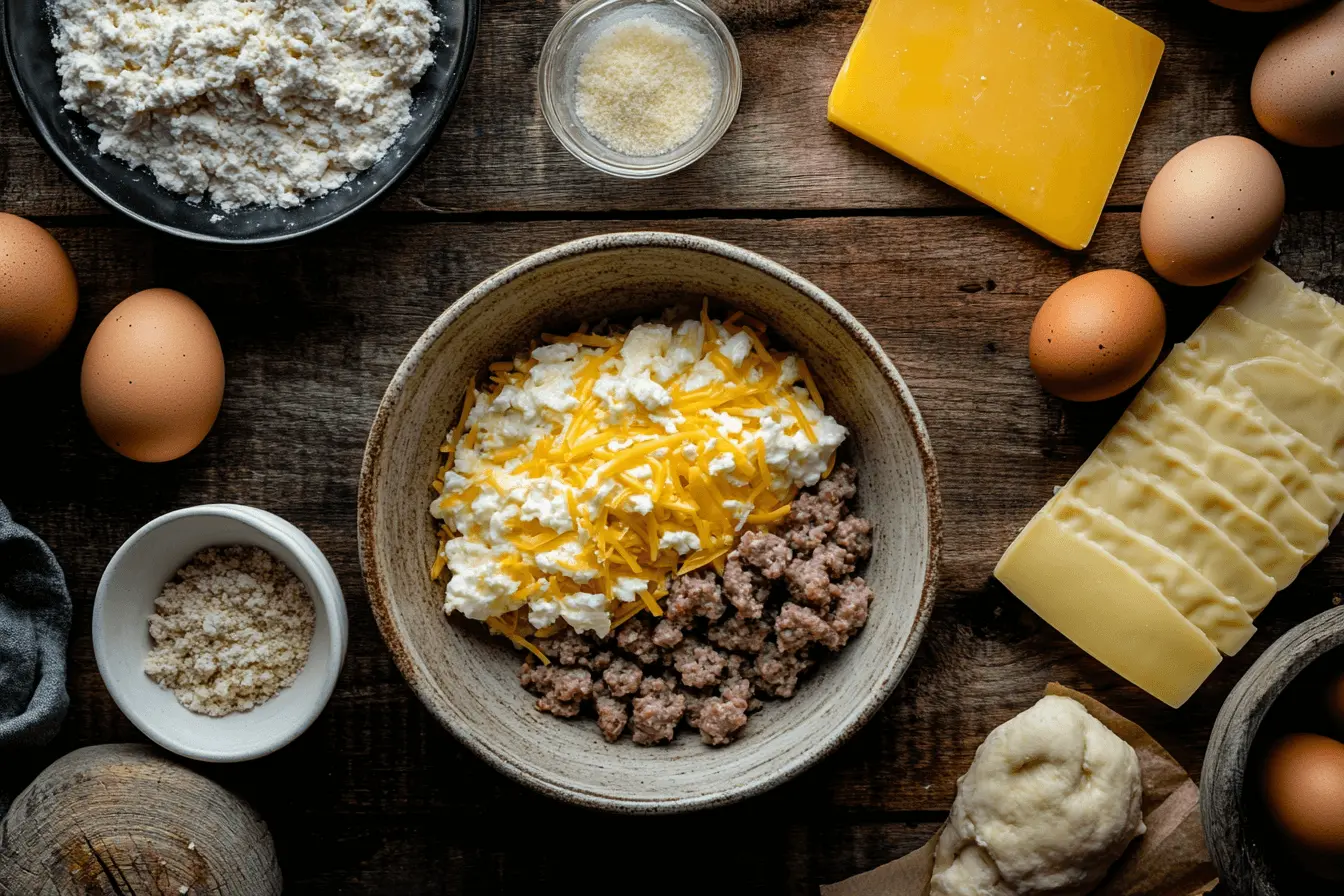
[995,514,1221,708]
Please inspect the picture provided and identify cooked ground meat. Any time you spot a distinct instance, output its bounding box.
[722,555,771,619]
[708,614,771,653]
[829,577,873,645]
[664,569,726,625]
[736,531,792,579]
[754,641,813,698]
[652,618,684,648]
[516,463,874,746]
[692,695,750,745]
[602,657,644,697]
[631,677,686,745]
[671,637,727,689]
[538,627,592,667]
[784,553,834,608]
[596,695,629,742]
[834,516,873,560]
[813,541,855,577]
[817,463,858,504]
[520,663,593,717]
[615,617,660,664]
[775,601,842,653]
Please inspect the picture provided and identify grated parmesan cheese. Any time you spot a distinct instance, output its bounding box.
[574,16,715,157]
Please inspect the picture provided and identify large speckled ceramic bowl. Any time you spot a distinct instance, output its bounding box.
[358,232,940,812]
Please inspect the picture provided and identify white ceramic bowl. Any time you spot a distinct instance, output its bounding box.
[359,232,941,812]
[93,504,348,762]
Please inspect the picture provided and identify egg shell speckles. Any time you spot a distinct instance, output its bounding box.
[81,288,225,462]
[0,213,78,375]
[1029,270,1166,403]
[1140,136,1285,287]
[1253,2,1344,148]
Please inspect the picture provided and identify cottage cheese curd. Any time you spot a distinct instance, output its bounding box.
[429,311,847,641]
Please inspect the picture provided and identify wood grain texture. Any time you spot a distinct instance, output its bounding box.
[0,211,1340,893]
[3,0,1343,218]
[0,744,281,896]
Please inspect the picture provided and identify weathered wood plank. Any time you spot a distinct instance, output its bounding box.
[0,211,1339,892]
[2,1,1341,218]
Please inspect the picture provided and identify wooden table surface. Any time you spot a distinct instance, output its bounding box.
[2,1,1342,893]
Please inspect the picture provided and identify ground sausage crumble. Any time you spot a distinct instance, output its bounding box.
[518,464,874,746]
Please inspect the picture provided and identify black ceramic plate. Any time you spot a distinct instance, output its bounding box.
[1,0,478,245]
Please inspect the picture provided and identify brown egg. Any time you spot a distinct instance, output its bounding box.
[81,289,225,462]
[0,213,78,375]
[1029,270,1166,402]
[1262,733,1344,875]
[1140,136,1285,287]
[1253,2,1344,148]
[1210,0,1314,10]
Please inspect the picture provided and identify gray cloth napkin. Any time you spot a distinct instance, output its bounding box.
[0,501,70,749]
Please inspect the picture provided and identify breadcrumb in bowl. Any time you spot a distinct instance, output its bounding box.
[94,504,348,762]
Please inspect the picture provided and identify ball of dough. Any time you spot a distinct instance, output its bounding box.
[930,695,1145,896]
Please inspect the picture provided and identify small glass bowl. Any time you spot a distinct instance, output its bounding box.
[538,0,742,179]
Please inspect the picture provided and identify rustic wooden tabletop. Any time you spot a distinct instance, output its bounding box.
[1,0,1341,893]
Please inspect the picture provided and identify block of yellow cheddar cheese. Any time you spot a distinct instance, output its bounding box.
[828,0,1164,249]
[994,513,1221,708]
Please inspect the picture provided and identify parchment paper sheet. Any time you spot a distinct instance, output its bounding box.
[820,684,1218,896]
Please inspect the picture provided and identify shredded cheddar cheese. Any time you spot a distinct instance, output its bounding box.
[428,305,848,653]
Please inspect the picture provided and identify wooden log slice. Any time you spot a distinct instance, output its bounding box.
[0,744,281,896]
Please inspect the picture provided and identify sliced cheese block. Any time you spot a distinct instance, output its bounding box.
[1066,456,1278,613]
[1227,262,1344,374]
[1135,374,1332,552]
[1101,415,1308,587]
[996,262,1344,707]
[1164,347,1344,526]
[1190,307,1344,389]
[1309,285,1344,335]
[995,513,1222,708]
[1229,358,1344,467]
[1051,497,1256,655]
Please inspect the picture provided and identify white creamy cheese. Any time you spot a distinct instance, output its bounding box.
[658,529,702,555]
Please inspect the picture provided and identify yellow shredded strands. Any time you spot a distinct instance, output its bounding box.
[747,503,793,524]
[798,359,824,414]
[428,306,844,656]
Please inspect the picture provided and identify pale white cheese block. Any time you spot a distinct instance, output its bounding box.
[1101,415,1308,588]
[1190,307,1344,389]
[997,262,1344,706]
[1144,365,1341,534]
[1227,261,1344,373]
[1050,497,1256,655]
[995,514,1222,708]
[1228,358,1344,468]
[1066,456,1279,614]
[1164,349,1344,525]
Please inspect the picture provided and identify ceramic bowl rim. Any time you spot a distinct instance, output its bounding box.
[1201,605,1344,892]
[0,0,479,246]
[357,230,942,812]
[93,503,348,762]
